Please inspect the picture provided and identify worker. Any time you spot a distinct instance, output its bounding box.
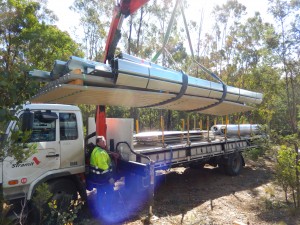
[88,136,117,215]
[90,136,112,173]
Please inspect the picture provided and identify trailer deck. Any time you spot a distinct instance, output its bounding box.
[117,133,258,170]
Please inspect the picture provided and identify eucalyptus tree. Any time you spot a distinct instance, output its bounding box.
[211,0,246,81]
[0,0,43,110]
[71,0,114,61]
[268,0,300,208]
[0,0,82,123]
[268,0,300,133]
[0,0,83,174]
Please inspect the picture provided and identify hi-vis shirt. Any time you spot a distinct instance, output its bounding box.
[90,146,111,171]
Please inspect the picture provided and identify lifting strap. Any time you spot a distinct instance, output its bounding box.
[141,70,188,108]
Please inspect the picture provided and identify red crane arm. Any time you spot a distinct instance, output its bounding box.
[120,0,150,16]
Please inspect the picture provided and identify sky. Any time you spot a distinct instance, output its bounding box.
[47,0,272,35]
[47,0,78,33]
[46,0,273,58]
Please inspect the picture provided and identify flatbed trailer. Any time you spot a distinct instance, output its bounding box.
[113,131,260,184]
[86,118,260,179]
[110,130,261,217]
[131,136,254,169]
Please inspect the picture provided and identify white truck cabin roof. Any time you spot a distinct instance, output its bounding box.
[21,103,80,111]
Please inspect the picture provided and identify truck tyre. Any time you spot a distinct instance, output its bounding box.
[48,178,78,210]
[225,152,243,176]
[28,178,78,225]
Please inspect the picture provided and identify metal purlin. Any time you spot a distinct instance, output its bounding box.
[140,70,188,108]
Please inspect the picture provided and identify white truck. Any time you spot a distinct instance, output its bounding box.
[1,102,261,222]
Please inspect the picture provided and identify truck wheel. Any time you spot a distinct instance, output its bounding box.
[225,152,243,176]
[48,178,78,211]
[28,179,78,224]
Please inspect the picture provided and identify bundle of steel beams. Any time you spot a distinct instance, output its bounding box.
[30,53,263,115]
[211,124,261,136]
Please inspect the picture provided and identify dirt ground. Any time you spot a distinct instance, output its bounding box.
[86,157,300,225]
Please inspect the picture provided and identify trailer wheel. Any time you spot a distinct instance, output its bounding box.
[225,152,243,176]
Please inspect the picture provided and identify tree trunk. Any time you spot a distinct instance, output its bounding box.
[284,186,288,203]
[166,110,172,130]
[196,9,204,78]
[130,108,139,129]
[128,15,133,54]
[136,7,144,52]
[295,143,300,208]
[292,189,296,208]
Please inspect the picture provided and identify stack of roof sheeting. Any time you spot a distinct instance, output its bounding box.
[30,53,263,116]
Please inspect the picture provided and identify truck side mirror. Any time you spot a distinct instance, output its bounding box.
[21,109,34,132]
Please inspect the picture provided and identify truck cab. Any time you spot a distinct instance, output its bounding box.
[1,103,85,202]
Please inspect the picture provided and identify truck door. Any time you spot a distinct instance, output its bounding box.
[2,111,60,193]
[59,112,84,169]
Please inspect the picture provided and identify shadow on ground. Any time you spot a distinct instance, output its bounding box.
[151,164,272,217]
[84,161,300,225]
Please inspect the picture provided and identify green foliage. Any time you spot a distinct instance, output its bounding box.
[32,183,53,224]
[32,182,85,225]
[0,187,14,225]
[71,0,114,60]
[0,0,84,156]
[0,0,83,110]
[246,148,264,161]
[245,127,270,160]
[1,130,37,163]
[26,24,83,71]
[47,199,83,225]
[275,145,300,207]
